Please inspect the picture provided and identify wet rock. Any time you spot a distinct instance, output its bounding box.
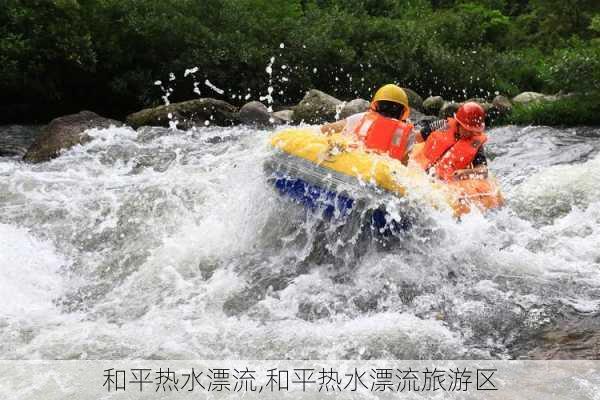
[297,301,331,321]
[339,98,370,119]
[222,289,259,316]
[409,109,437,126]
[23,111,120,163]
[466,97,487,105]
[556,90,577,100]
[131,150,177,173]
[481,102,493,113]
[198,258,221,280]
[238,101,272,127]
[492,95,512,113]
[135,126,181,143]
[352,293,379,313]
[273,109,294,123]
[403,88,424,112]
[489,95,513,118]
[439,101,462,118]
[423,96,445,116]
[512,92,556,104]
[523,316,600,360]
[465,98,493,113]
[292,89,343,124]
[126,98,238,129]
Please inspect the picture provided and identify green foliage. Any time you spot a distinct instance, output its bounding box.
[431,2,510,48]
[1,0,599,124]
[591,15,600,33]
[0,0,95,99]
[527,0,599,44]
[492,49,546,95]
[498,94,600,126]
[538,41,600,93]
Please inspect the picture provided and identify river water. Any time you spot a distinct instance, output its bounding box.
[0,123,599,360]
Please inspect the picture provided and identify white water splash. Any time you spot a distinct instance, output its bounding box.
[259,57,276,113]
[184,67,199,77]
[0,125,599,360]
[204,79,225,95]
[0,224,67,318]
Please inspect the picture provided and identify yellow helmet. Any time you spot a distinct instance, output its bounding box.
[371,84,410,120]
[371,84,409,108]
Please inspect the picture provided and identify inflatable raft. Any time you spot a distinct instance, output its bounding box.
[264,128,504,222]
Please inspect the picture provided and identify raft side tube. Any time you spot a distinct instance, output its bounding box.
[264,151,414,233]
[268,128,504,216]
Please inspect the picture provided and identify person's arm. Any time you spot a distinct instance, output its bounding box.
[417,119,447,142]
[320,119,346,135]
[415,130,425,143]
[472,147,488,166]
[452,148,488,179]
[416,121,432,142]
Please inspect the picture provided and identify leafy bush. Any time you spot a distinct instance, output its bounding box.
[1,0,599,123]
[497,94,600,126]
[538,41,600,93]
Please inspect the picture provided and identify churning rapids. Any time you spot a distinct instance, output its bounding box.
[1,123,599,360]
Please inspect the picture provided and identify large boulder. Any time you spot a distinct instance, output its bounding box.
[238,101,272,127]
[126,98,238,129]
[492,95,512,112]
[512,92,556,104]
[439,101,461,118]
[292,89,343,124]
[556,90,576,100]
[489,95,513,118]
[339,98,370,119]
[466,97,487,105]
[136,126,182,143]
[519,316,600,359]
[423,96,445,116]
[465,98,493,113]
[272,109,294,123]
[409,109,437,126]
[402,88,424,112]
[23,111,120,163]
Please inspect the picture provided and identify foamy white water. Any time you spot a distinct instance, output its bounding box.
[0,124,599,360]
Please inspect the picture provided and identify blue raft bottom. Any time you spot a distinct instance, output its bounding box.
[269,172,412,234]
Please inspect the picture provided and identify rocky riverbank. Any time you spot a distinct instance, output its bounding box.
[1,88,581,163]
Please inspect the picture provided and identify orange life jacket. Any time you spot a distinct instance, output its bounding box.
[353,111,413,161]
[411,118,487,181]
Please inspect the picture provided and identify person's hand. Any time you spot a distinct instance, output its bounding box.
[453,167,488,180]
[320,120,346,135]
[420,120,432,136]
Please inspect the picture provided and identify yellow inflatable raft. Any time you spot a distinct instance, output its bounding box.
[267,128,504,217]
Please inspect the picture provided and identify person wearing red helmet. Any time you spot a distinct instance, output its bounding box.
[410,102,489,181]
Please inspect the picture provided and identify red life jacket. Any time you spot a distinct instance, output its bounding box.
[353,111,413,161]
[412,118,487,181]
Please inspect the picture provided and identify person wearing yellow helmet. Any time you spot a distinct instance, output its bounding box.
[320,84,414,162]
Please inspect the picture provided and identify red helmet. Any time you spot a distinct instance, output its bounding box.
[455,102,486,132]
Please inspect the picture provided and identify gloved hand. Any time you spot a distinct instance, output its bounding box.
[420,120,433,136]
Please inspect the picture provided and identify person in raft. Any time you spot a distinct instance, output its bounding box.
[320,84,414,163]
[410,102,489,181]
